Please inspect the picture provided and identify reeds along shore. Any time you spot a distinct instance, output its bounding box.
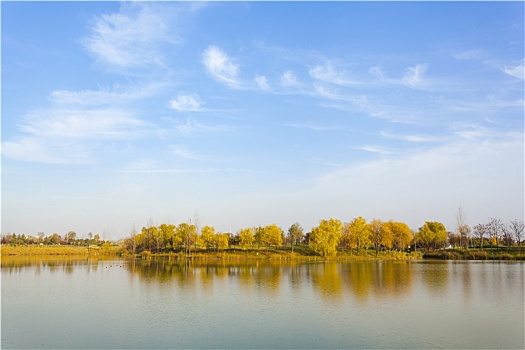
[1,244,524,260]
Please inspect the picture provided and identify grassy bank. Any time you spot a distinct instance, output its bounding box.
[124,246,424,261]
[423,248,525,260]
[0,244,121,256]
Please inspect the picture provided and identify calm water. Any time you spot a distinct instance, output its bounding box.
[1,257,524,349]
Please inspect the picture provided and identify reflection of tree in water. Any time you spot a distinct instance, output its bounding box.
[309,262,344,301]
[341,261,375,303]
[420,261,450,296]
[339,261,414,304]
[1,256,100,275]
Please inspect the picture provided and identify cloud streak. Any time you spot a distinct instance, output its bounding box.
[202,46,241,88]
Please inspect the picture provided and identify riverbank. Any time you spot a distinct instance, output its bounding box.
[2,244,524,260]
[0,244,120,256]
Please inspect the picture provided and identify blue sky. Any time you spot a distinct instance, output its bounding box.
[2,1,523,240]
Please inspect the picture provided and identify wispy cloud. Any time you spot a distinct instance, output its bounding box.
[504,60,524,80]
[82,3,176,70]
[255,75,270,91]
[380,130,438,143]
[2,107,146,163]
[284,122,344,131]
[170,117,231,134]
[309,64,353,85]
[403,64,428,89]
[170,145,198,159]
[169,93,204,111]
[49,82,164,107]
[202,46,241,89]
[354,145,394,155]
[280,70,300,87]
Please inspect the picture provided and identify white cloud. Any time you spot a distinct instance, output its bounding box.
[170,145,197,159]
[169,93,203,111]
[284,122,343,131]
[50,83,164,106]
[202,46,241,88]
[403,64,428,88]
[309,64,352,85]
[83,3,176,69]
[280,70,299,87]
[354,145,394,155]
[2,108,146,163]
[171,117,231,134]
[255,75,270,91]
[19,108,144,139]
[453,50,486,61]
[504,61,524,80]
[2,137,93,164]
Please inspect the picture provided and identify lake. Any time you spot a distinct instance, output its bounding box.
[1,257,524,349]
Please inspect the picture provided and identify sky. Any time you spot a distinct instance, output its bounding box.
[2,1,524,240]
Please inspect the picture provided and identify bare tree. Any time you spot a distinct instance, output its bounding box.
[510,220,525,256]
[473,223,487,250]
[455,206,470,249]
[487,218,504,247]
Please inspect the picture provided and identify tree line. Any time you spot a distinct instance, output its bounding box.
[0,231,104,246]
[3,213,523,257]
[118,215,524,257]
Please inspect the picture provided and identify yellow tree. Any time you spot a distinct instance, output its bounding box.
[380,221,395,251]
[201,225,216,250]
[215,233,229,251]
[310,218,343,257]
[348,216,371,255]
[391,221,413,252]
[239,228,255,251]
[264,224,283,247]
[368,219,384,257]
[417,221,447,251]
[158,223,176,251]
[177,222,196,254]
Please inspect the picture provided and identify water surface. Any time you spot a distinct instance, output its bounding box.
[2,257,524,349]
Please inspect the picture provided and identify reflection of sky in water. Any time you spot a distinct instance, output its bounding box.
[2,259,524,349]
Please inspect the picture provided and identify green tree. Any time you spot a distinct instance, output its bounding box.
[417,221,447,251]
[239,228,255,251]
[288,222,304,253]
[201,225,216,250]
[67,231,77,245]
[310,218,343,257]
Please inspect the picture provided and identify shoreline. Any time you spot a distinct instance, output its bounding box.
[1,244,524,260]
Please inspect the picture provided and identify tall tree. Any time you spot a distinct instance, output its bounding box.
[391,221,412,252]
[417,221,447,251]
[201,225,216,250]
[455,206,471,249]
[347,217,371,254]
[473,223,488,250]
[368,219,384,257]
[287,223,304,253]
[264,224,283,247]
[310,218,343,257]
[239,228,255,251]
[215,233,229,251]
[487,218,504,246]
[510,219,525,255]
